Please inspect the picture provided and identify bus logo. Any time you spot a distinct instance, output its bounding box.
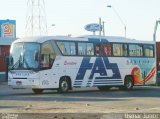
[75,57,121,86]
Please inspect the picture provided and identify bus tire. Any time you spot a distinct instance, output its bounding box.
[32,89,43,94]
[98,86,111,91]
[120,76,133,90]
[58,77,70,93]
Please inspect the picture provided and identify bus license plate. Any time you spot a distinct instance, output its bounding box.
[16,81,22,86]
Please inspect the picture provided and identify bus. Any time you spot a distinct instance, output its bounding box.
[8,35,156,94]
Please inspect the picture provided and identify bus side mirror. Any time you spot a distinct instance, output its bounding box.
[5,56,10,65]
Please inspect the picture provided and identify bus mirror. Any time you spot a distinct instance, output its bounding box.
[9,56,13,65]
[34,51,39,62]
[5,56,10,65]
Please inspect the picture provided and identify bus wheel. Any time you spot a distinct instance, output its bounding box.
[32,89,43,94]
[58,78,70,93]
[121,76,133,90]
[98,86,111,91]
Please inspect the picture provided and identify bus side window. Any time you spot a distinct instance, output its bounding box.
[78,43,86,56]
[144,45,154,57]
[102,43,112,56]
[86,43,94,56]
[95,43,101,56]
[40,54,49,68]
[41,41,56,69]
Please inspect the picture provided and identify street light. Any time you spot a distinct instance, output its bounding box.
[153,19,160,42]
[48,24,55,35]
[107,5,126,39]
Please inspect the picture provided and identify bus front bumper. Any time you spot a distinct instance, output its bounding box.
[8,78,40,89]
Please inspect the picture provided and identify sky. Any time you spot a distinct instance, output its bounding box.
[0,0,160,41]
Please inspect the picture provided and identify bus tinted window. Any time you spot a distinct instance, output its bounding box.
[102,43,112,56]
[129,44,143,57]
[144,45,154,57]
[95,43,101,56]
[123,44,128,56]
[57,42,76,55]
[41,41,56,68]
[78,43,86,55]
[78,42,94,56]
[113,44,128,56]
[86,43,94,56]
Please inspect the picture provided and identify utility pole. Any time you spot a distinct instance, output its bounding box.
[102,21,105,36]
[25,0,48,36]
[99,17,102,37]
[99,17,102,41]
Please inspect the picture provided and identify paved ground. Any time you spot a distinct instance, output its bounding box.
[0,82,160,118]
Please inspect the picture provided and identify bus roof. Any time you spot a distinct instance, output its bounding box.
[13,35,155,44]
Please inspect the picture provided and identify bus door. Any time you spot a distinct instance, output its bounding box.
[39,41,56,88]
[39,54,52,87]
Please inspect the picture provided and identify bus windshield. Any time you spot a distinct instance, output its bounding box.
[9,42,40,70]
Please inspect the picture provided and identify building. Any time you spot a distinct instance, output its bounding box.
[156,42,160,85]
[0,19,16,81]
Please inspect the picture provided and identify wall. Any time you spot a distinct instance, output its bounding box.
[0,19,16,81]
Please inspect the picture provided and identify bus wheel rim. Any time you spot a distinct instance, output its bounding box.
[61,80,68,91]
[126,80,132,88]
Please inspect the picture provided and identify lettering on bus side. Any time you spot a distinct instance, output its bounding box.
[75,57,121,85]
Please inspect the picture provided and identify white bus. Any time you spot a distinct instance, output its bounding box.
[8,36,156,94]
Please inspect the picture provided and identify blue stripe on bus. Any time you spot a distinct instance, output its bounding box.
[88,38,108,42]
[94,80,122,82]
[75,81,83,82]
[95,77,122,80]
[93,82,123,84]
[74,84,81,86]
[74,79,83,81]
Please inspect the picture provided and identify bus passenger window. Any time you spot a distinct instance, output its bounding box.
[41,41,56,69]
[113,44,128,56]
[129,44,143,57]
[144,45,154,57]
[87,43,94,56]
[78,43,86,55]
[103,44,112,56]
[123,44,128,56]
[95,44,100,56]
[70,42,76,55]
[41,54,49,68]
[57,42,76,55]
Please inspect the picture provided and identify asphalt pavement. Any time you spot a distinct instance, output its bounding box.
[0,82,160,118]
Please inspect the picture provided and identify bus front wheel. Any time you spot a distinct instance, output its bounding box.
[58,78,70,93]
[32,89,43,94]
